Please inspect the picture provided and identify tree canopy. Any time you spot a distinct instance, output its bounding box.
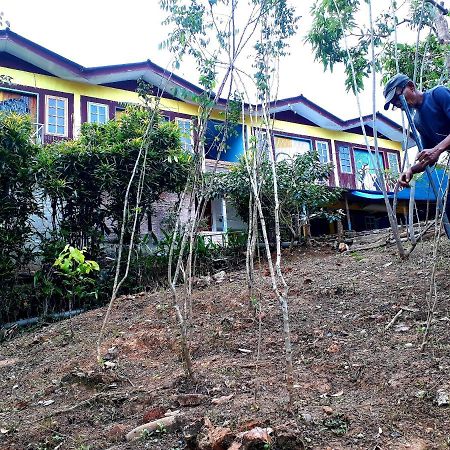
[37,106,191,255]
[306,0,450,92]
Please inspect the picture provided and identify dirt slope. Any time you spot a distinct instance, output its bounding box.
[1,240,450,450]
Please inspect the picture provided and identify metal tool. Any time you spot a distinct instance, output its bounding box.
[399,94,450,238]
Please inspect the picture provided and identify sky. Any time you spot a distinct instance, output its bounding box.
[0,0,411,121]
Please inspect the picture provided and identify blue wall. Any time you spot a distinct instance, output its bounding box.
[205,120,243,162]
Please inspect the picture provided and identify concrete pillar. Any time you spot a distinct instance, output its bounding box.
[222,197,228,233]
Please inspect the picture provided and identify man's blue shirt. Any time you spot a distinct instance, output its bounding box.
[414,86,450,149]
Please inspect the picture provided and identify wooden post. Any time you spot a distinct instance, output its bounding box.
[337,219,344,243]
[345,193,352,231]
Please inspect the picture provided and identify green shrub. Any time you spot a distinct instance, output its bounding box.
[0,113,39,322]
[37,106,191,259]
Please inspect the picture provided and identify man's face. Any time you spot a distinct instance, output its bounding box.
[390,82,415,109]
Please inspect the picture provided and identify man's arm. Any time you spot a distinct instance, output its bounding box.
[399,87,450,187]
[417,86,450,165]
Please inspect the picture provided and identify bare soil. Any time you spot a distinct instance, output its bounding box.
[1,239,450,450]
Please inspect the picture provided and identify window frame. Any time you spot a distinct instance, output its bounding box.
[114,106,126,118]
[274,135,313,162]
[175,117,193,152]
[387,152,400,175]
[338,145,353,174]
[253,129,269,153]
[45,95,68,137]
[87,101,109,124]
[315,140,330,164]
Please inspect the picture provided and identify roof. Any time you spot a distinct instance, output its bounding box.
[0,28,204,102]
[268,95,415,147]
[348,190,393,200]
[0,29,409,144]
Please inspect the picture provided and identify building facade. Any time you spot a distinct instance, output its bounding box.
[0,29,412,237]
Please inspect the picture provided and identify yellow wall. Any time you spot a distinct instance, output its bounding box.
[0,66,402,154]
[272,120,401,151]
[0,67,200,132]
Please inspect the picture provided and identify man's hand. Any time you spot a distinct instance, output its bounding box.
[398,167,413,188]
[397,159,430,188]
[416,147,442,166]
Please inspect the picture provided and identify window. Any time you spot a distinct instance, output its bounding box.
[115,106,126,120]
[387,153,400,175]
[176,118,193,152]
[316,141,329,164]
[338,145,352,173]
[275,136,312,162]
[46,96,67,136]
[88,102,109,124]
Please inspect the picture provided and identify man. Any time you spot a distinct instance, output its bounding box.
[383,73,450,187]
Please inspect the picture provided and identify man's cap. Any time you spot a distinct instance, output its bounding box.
[383,73,410,110]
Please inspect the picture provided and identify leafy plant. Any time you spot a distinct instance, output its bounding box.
[37,105,191,260]
[140,422,167,441]
[0,113,39,322]
[323,415,350,436]
[381,34,449,89]
[306,0,450,92]
[211,151,342,243]
[53,245,100,333]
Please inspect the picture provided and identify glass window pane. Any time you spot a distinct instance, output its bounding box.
[388,153,399,174]
[57,125,65,134]
[299,139,312,151]
[275,136,312,161]
[48,98,56,107]
[354,149,384,190]
[57,99,65,109]
[339,146,352,173]
[49,107,56,116]
[57,117,64,126]
[48,124,56,133]
[317,142,329,163]
[177,119,192,151]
